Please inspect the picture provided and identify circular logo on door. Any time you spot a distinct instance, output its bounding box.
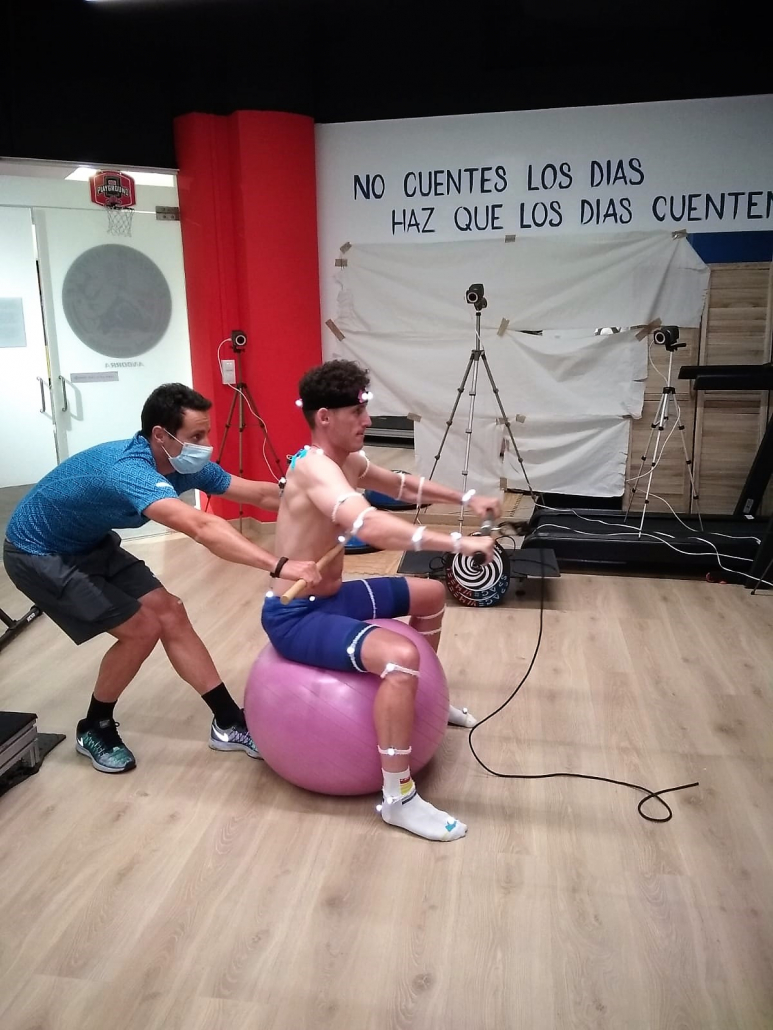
[61,244,172,358]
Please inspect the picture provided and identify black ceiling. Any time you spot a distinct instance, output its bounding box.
[1,0,770,169]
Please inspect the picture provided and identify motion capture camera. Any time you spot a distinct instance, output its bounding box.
[231,330,247,351]
[465,283,487,311]
[652,325,683,351]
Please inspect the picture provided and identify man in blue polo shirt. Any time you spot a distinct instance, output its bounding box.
[3,382,320,774]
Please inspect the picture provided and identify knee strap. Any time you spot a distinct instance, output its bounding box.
[381,662,420,679]
[416,627,441,637]
[413,606,446,621]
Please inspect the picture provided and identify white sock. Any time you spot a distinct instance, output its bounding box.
[448,703,477,728]
[381,770,467,842]
[382,768,416,803]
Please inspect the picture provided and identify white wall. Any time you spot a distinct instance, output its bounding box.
[313,94,773,496]
[316,94,773,327]
[0,175,177,215]
[0,208,58,487]
[317,94,773,247]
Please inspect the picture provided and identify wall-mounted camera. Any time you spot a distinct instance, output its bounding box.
[465,283,487,311]
[231,330,247,351]
[652,325,684,351]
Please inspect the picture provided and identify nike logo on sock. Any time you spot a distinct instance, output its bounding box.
[445,820,457,832]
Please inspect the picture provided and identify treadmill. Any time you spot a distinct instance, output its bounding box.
[522,361,773,583]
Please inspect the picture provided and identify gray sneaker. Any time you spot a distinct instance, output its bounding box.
[208,712,261,759]
[76,718,136,773]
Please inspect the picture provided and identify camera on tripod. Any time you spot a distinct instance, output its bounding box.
[652,326,684,351]
[231,330,247,352]
[465,283,487,311]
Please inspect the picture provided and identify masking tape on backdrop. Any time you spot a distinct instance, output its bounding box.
[325,319,346,341]
[635,318,662,341]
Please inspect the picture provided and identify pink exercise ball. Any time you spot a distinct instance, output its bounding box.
[244,619,449,796]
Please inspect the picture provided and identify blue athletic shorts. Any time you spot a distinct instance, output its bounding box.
[261,577,411,673]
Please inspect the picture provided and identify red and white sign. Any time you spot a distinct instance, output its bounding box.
[89,169,136,208]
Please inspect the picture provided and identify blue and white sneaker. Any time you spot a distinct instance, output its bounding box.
[208,711,261,759]
[76,718,136,773]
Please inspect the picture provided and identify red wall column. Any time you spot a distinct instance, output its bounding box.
[174,110,322,520]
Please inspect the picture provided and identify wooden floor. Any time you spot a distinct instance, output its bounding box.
[1,526,772,1030]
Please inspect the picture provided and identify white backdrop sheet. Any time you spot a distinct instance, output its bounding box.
[334,231,709,335]
[334,328,646,419]
[328,231,708,496]
[413,413,631,497]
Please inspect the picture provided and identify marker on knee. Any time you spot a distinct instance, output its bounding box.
[380,662,419,679]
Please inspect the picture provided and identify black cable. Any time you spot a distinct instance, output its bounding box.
[467,556,699,823]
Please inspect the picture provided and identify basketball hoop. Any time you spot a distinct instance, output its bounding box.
[89,169,136,237]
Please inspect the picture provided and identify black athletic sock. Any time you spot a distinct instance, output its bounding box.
[201,683,242,728]
[85,696,117,727]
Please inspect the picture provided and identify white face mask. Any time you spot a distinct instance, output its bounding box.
[161,430,213,474]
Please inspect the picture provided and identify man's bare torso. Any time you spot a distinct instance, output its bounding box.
[274,449,360,598]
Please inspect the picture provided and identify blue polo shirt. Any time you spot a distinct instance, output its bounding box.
[6,432,231,555]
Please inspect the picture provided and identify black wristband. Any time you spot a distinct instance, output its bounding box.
[270,556,289,579]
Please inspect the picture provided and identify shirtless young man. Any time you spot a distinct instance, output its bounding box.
[261,360,501,842]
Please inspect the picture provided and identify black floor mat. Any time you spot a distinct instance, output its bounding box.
[397,550,446,577]
[0,732,66,798]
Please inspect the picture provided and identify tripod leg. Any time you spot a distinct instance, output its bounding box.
[458,317,484,530]
[638,388,671,536]
[237,388,245,533]
[479,348,536,498]
[240,383,287,479]
[427,352,476,483]
[625,395,663,519]
[673,404,702,528]
[215,387,239,466]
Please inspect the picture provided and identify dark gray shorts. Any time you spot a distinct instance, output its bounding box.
[3,532,161,645]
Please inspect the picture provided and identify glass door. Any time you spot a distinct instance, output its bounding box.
[35,205,195,540]
[0,207,59,540]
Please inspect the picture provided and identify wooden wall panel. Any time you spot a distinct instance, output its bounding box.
[626,262,772,517]
[697,262,772,515]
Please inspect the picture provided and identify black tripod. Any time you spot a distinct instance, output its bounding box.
[215,341,285,533]
[428,283,535,531]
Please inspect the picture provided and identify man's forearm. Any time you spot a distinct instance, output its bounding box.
[193,513,277,571]
[354,510,470,555]
[250,481,281,512]
[400,472,466,507]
